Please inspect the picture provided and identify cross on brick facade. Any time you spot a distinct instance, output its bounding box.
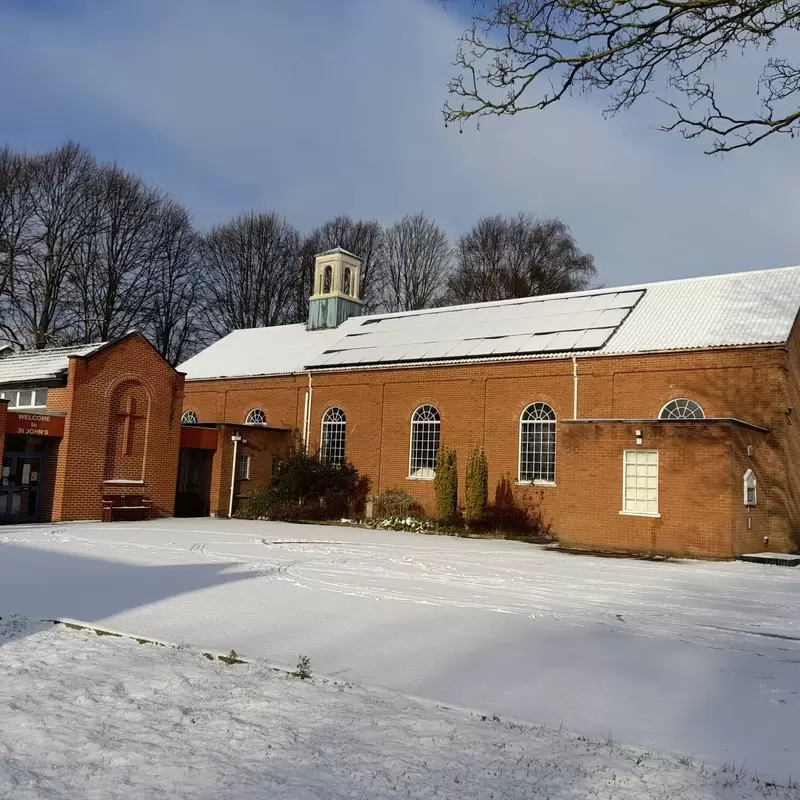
[118,395,144,455]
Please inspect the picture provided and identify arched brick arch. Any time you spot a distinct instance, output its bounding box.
[104,379,152,482]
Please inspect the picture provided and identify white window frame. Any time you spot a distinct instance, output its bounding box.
[181,410,198,424]
[320,407,347,466]
[237,455,251,481]
[659,398,705,420]
[245,408,266,425]
[0,387,48,409]
[408,404,440,480]
[743,469,757,507]
[518,402,557,485]
[621,449,660,517]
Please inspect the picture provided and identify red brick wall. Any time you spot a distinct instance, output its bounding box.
[558,421,767,558]
[207,425,290,516]
[183,343,799,557]
[51,334,184,521]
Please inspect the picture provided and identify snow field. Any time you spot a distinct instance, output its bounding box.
[1,518,800,782]
[2,616,799,800]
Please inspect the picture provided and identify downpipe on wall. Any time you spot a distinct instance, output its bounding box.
[572,356,579,420]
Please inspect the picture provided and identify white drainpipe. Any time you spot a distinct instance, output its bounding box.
[572,356,579,420]
[228,432,242,518]
[303,372,313,453]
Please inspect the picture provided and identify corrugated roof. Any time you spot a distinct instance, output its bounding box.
[179,266,800,380]
[0,342,105,386]
[177,324,347,381]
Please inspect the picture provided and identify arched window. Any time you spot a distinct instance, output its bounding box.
[743,469,757,507]
[245,408,266,425]
[409,405,440,479]
[519,402,556,484]
[343,267,351,295]
[323,265,332,294]
[659,398,705,419]
[320,407,347,466]
[181,410,198,424]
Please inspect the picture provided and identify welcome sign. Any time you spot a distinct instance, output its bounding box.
[7,411,66,438]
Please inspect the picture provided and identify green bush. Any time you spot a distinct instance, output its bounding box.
[434,446,458,523]
[464,444,488,525]
[236,450,370,521]
[372,489,423,519]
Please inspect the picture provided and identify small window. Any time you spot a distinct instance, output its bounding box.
[237,455,251,481]
[659,398,704,419]
[622,450,659,516]
[320,407,346,466]
[343,267,351,295]
[245,408,266,425]
[181,410,198,424]
[1,387,47,409]
[519,402,556,484]
[743,469,757,507]
[409,405,440,479]
[323,265,332,294]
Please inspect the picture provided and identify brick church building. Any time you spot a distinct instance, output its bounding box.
[3,247,800,560]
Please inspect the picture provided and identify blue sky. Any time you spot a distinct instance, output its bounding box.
[1,0,798,287]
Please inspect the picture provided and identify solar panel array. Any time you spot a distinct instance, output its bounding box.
[306,289,645,369]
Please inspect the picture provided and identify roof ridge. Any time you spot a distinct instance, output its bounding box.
[354,264,800,325]
[0,342,105,358]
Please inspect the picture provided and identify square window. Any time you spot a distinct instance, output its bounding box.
[622,450,658,516]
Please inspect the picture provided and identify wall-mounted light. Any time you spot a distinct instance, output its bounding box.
[635,428,643,446]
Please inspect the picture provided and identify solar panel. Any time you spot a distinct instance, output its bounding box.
[306,288,645,368]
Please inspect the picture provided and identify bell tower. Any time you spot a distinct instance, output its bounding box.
[308,247,364,331]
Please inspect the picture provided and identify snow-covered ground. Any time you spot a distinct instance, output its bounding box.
[2,616,799,800]
[1,519,799,784]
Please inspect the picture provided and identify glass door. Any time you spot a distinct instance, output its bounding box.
[0,453,43,522]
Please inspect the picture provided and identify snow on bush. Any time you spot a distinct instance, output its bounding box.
[375,516,437,533]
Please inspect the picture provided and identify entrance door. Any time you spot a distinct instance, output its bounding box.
[174,449,212,517]
[0,453,43,523]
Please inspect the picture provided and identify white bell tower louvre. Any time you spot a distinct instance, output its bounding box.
[308,247,364,331]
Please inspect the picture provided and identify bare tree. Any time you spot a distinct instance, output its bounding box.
[379,213,451,312]
[296,215,383,320]
[445,214,595,304]
[69,164,164,343]
[0,148,36,302]
[0,143,96,348]
[200,211,300,338]
[444,0,800,154]
[147,201,202,365]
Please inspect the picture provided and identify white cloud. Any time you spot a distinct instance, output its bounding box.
[0,0,798,286]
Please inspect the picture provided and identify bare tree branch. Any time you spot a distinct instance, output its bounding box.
[443,0,800,153]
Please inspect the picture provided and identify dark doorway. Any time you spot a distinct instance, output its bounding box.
[1,451,44,523]
[175,449,213,517]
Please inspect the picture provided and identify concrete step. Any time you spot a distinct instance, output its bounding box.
[740,553,800,567]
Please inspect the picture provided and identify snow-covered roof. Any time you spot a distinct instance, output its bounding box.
[178,325,347,381]
[180,266,800,380]
[0,342,105,386]
[318,247,362,261]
